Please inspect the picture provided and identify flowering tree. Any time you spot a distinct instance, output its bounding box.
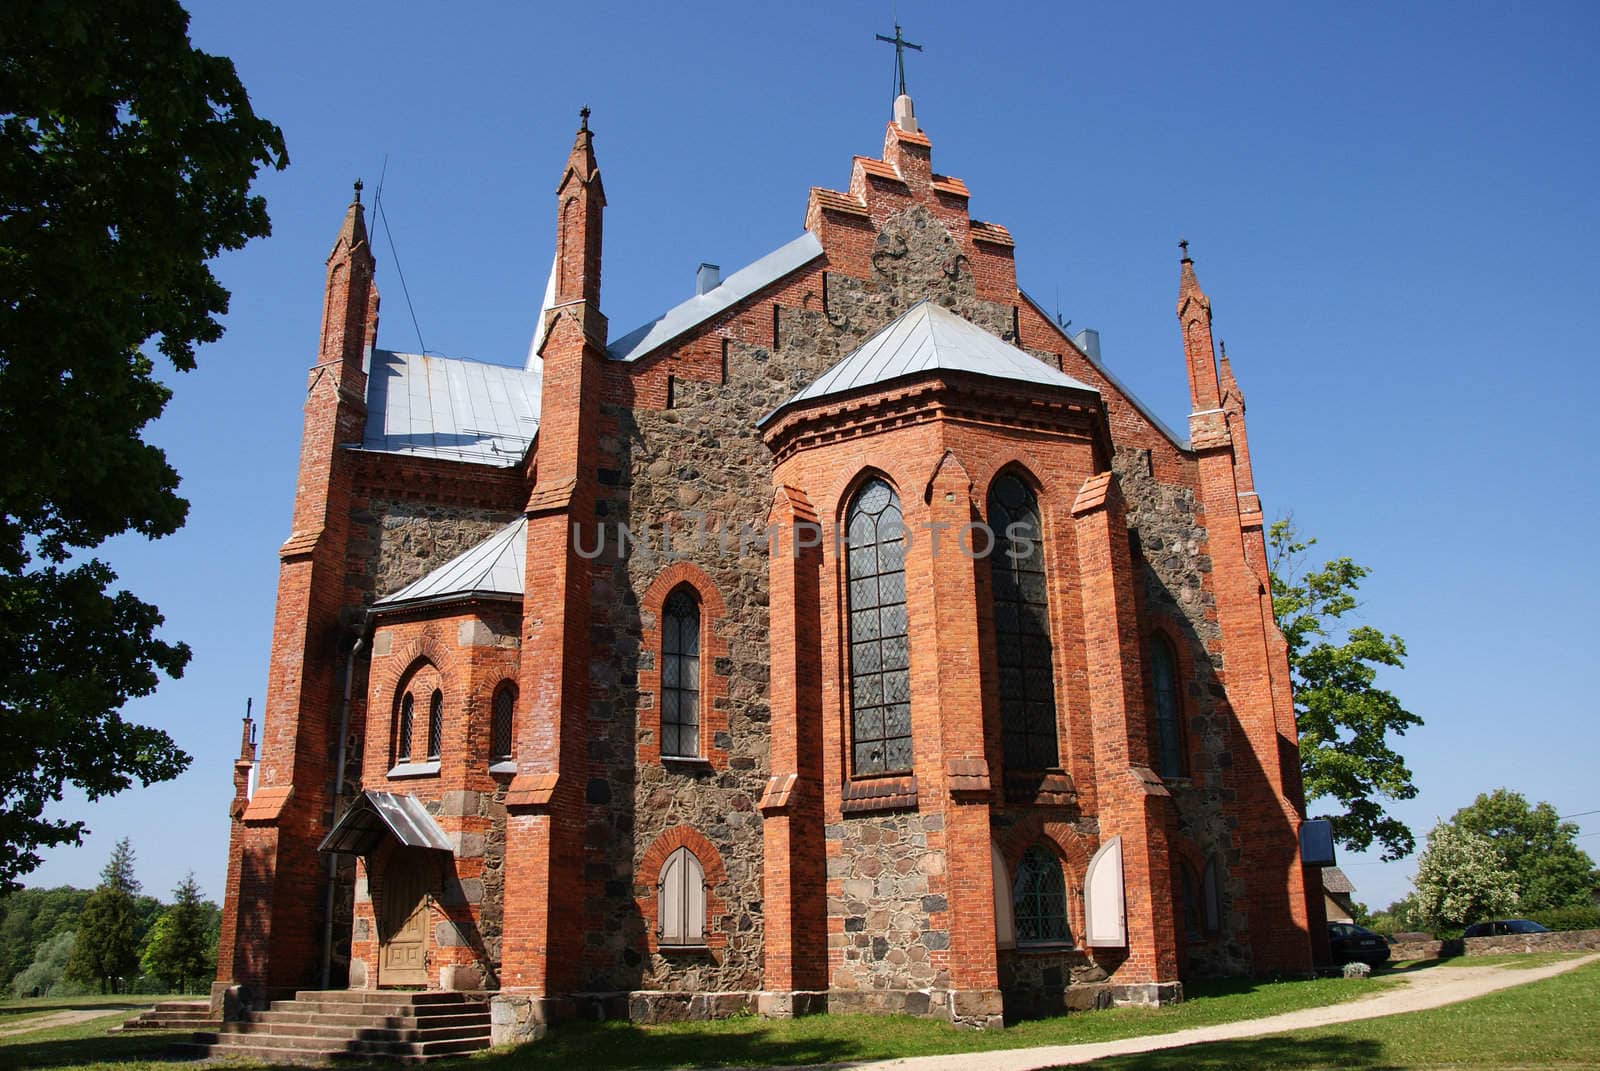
[1413,821,1520,931]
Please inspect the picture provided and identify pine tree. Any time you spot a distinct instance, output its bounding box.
[140,873,211,992]
[64,839,141,993]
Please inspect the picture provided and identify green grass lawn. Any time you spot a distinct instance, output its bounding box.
[1077,958,1600,1070]
[0,960,1585,1071]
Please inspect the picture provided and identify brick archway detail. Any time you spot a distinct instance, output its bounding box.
[638,562,729,768]
[635,825,730,955]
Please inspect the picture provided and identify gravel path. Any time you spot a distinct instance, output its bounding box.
[828,954,1599,1071]
[0,1005,138,1038]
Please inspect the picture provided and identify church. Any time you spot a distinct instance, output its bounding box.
[213,75,1329,1041]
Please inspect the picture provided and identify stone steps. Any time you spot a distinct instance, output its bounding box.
[120,1000,219,1030]
[179,990,491,1064]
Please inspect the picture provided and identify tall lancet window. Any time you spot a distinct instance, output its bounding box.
[846,477,911,775]
[426,689,444,761]
[397,692,415,762]
[661,588,702,758]
[988,473,1059,770]
[1150,635,1185,778]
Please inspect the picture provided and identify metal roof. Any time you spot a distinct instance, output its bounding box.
[318,790,452,856]
[374,517,525,610]
[761,300,1097,425]
[361,349,541,467]
[606,232,824,363]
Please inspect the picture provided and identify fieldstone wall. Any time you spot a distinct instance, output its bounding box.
[826,812,948,991]
[1115,444,1250,976]
[1388,928,1600,961]
[350,499,517,603]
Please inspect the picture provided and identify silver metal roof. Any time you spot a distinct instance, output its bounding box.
[361,349,541,467]
[318,790,452,856]
[606,232,824,363]
[761,300,1097,425]
[374,516,525,609]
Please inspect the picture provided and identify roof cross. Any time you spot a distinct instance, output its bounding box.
[875,22,923,99]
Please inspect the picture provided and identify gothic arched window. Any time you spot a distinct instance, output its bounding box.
[397,692,415,762]
[845,477,911,776]
[490,682,515,764]
[1150,634,1185,778]
[988,473,1059,770]
[426,689,444,761]
[1013,845,1070,945]
[657,846,706,947]
[1178,860,1205,941]
[661,588,702,758]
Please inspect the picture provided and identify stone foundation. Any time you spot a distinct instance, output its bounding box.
[1109,981,1184,1007]
[1388,927,1600,962]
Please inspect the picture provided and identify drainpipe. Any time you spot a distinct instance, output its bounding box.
[321,618,369,990]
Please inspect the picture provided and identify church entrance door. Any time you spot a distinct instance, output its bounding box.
[379,853,430,986]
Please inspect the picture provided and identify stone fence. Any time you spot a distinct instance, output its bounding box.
[1387,927,1600,961]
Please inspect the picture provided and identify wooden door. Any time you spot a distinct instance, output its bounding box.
[379,857,429,986]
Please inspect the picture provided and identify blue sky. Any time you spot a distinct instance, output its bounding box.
[24,1,1598,915]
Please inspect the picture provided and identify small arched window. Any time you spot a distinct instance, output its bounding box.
[426,689,444,761]
[1149,634,1185,778]
[657,846,706,947]
[397,692,415,762]
[490,683,515,764]
[1014,845,1070,945]
[661,588,701,758]
[846,476,911,776]
[988,473,1058,770]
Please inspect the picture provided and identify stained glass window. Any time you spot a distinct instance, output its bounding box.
[397,692,414,762]
[426,689,443,761]
[1150,634,1185,778]
[661,588,701,758]
[988,474,1059,770]
[490,683,515,763]
[846,477,912,775]
[1014,845,1070,944]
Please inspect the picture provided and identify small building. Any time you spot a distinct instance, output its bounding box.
[1321,867,1358,924]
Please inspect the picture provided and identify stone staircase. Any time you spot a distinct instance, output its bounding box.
[178,990,492,1065]
[119,999,219,1030]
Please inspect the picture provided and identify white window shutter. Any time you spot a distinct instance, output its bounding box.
[685,851,705,943]
[1083,836,1127,947]
[660,849,685,944]
[991,842,1015,950]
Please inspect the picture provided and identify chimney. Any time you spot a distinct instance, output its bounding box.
[696,262,721,296]
[1073,327,1102,362]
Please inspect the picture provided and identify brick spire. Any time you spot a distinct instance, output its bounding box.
[1176,240,1220,412]
[554,107,606,308]
[318,181,379,393]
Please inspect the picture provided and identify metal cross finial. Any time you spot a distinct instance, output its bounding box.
[579,105,590,132]
[1179,238,1190,260]
[875,22,923,99]
[352,178,363,205]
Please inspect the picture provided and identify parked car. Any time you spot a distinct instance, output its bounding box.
[1328,921,1392,966]
[1462,918,1550,938]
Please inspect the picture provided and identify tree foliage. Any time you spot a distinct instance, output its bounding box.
[1269,520,1422,860]
[9,928,78,998]
[0,1,287,889]
[139,872,212,992]
[64,838,142,992]
[0,884,91,989]
[1413,821,1520,931]
[1450,789,1595,912]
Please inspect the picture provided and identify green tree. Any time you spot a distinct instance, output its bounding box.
[139,873,212,992]
[1451,789,1596,911]
[0,1,287,889]
[0,885,92,990]
[64,838,142,992]
[1269,520,1422,860]
[10,928,78,998]
[1413,821,1520,931]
